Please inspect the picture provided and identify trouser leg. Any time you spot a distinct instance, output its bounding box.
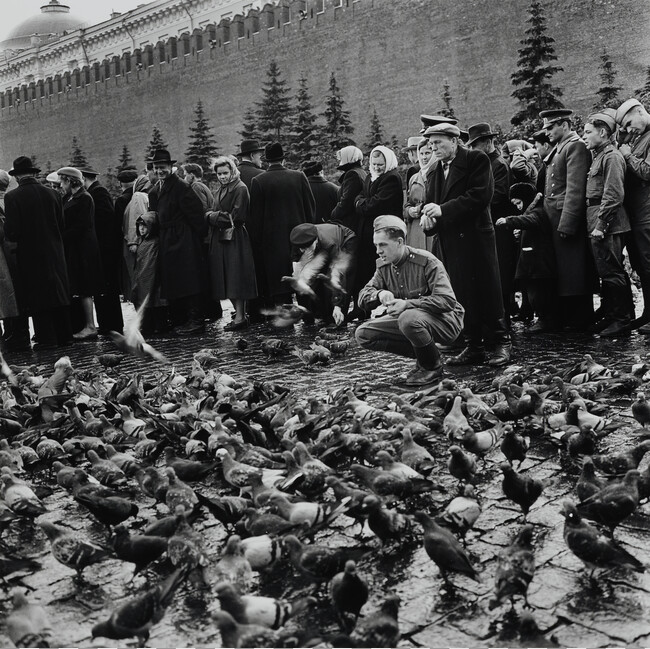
[94,293,124,334]
[626,225,650,325]
[355,315,415,357]
[33,309,57,346]
[527,278,558,326]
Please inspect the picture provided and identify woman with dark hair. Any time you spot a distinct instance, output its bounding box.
[206,156,257,331]
[351,145,403,320]
[58,166,103,340]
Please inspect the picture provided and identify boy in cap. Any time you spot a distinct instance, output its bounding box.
[582,110,633,336]
[355,215,464,386]
[615,98,650,331]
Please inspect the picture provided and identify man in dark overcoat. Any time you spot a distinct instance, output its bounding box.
[249,142,315,310]
[538,109,596,331]
[421,123,510,366]
[4,156,71,349]
[82,168,124,334]
[148,149,207,335]
[236,140,265,191]
[303,160,338,224]
[468,123,517,326]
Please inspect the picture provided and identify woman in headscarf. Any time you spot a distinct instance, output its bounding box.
[404,138,436,250]
[351,145,403,320]
[206,156,257,331]
[330,145,367,231]
[58,166,103,340]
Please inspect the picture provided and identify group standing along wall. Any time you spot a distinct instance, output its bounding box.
[0,0,647,173]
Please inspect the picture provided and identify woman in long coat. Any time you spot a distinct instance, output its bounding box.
[207,156,257,330]
[404,139,435,250]
[330,146,367,231]
[353,145,403,318]
[58,167,103,340]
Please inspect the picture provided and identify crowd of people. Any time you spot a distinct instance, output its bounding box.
[1,96,649,385]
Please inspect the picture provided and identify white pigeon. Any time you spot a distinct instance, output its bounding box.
[108,296,168,363]
[281,249,328,298]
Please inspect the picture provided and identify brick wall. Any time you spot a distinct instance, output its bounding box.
[0,0,646,174]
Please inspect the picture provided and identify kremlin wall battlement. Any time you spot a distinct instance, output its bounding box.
[0,0,647,174]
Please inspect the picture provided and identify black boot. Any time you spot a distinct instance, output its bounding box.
[588,285,613,334]
[600,285,632,337]
[631,275,650,329]
[176,297,205,335]
[404,343,443,386]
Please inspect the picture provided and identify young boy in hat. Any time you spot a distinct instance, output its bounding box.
[355,214,464,386]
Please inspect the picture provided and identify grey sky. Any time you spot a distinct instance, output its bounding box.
[0,0,151,39]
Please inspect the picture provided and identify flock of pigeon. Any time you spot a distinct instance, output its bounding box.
[1,341,650,647]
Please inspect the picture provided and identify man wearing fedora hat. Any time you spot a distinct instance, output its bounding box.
[79,167,124,335]
[248,142,315,312]
[236,139,265,191]
[148,148,207,335]
[421,122,511,366]
[468,122,517,326]
[4,156,72,349]
[539,108,597,332]
[302,159,338,224]
[615,98,650,331]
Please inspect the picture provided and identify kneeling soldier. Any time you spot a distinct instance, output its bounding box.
[355,215,465,386]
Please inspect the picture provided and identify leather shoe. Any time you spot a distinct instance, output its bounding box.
[404,366,444,386]
[224,317,250,332]
[525,320,555,335]
[447,346,486,365]
[487,342,512,366]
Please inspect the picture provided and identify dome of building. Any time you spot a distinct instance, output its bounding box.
[0,1,85,53]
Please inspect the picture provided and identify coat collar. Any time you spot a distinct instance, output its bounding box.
[441,147,469,201]
[308,176,327,184]
[556,131,581,154]
[17,177,40,186]
[159,173,181,197]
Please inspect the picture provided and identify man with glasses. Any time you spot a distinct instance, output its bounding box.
[539,108,596,332]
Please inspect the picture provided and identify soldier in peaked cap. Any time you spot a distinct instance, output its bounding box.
[355,215,464,386]
[615,98,650,331]
[581,110,633,337]
[539,108,597,331]
[421,122,511,367]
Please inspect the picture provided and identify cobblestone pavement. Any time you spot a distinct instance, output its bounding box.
[2,302,650,647]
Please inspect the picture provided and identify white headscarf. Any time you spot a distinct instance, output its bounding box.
[337,145,363,168]
[416,141,435,181]
[369,145,398,181]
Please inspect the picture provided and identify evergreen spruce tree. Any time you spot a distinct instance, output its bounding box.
[185,100,219,178]
[510,0,564,125]
[117,145,133,172]
[636,67,650,107]
[70,137,89,168]
[322,72,354,153]
[440,79,456,119]
[594,49,622,109]
[364,108,385,151]
[239,106,262,141]
[290,76,320,167]
[104,166,121,197]
[145,125,168,160]
[256,60,292,149]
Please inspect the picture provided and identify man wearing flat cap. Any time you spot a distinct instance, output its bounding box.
[302,160,338,224]
[355,215,464,386]
[468,123,516,325]
[421,122,511,366]
[248,142,315,313]
[4,156,72,349]
[289,221,356,326]
[582,110,633,337]
[148,148,207,335]
[539,108,596,331]
[615,98,650,331]
[80,167,124,335]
